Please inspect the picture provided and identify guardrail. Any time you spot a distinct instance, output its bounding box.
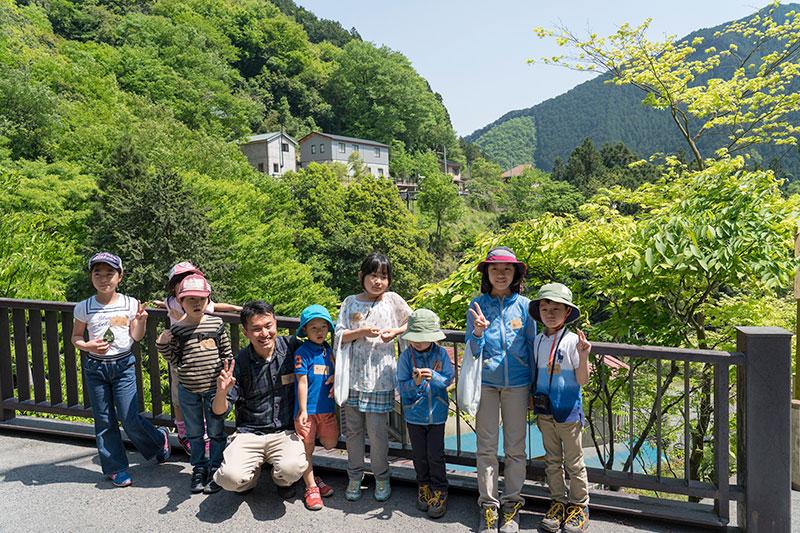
[0,298,791,530]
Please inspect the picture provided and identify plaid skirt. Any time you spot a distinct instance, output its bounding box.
[344,389,394,413]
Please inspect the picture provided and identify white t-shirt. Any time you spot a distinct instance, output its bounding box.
[74,294,139,360]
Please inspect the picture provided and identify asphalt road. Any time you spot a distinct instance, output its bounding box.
[0,430,794,532]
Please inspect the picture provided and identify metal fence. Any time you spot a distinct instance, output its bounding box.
[0,298,791,530]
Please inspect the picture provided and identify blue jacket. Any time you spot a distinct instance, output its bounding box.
[396,344,455,425]
[465,292,536,388]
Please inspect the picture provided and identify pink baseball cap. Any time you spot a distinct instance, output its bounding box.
[476,246,527,275]
[168,261,203,281]
[177,274,211,299]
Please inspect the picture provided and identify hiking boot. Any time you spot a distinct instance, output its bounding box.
[156,427,171,463]
[479,504,499,533]
[109,471,131,487]
[345,476,362,501]
[304,486,323,510]
[427,489,447,519]
[315,476,334,497]
[416,484,432,511]
[563,504,589,533]
[374,478,391,501]
[499,501,522,533]
[276,482,296,500]
[190,467,207,493]
[540,501,566,532]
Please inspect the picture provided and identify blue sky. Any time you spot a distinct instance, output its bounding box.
[297,0,779,136]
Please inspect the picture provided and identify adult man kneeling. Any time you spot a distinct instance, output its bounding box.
[212,300,308,497]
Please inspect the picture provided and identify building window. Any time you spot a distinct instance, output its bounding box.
[273,163,279,173]
[282,142,289,152]
[453,167,460,176]
[311,144,316,154]
[339,142,345,153]
[320,143,325,153]
[378,168,384,176]
[375,147,380,158]
[352,144,359,152]
[258,162,264,172]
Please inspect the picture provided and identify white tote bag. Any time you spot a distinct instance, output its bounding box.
[456,341,482,416]
[333,333,351,406]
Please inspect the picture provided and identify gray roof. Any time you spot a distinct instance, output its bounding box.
[243,131,298,145]
[298,131,390,148]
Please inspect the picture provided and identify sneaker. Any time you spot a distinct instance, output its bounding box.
[427,489,447,519]
[416,484,432,511]
[203,470,222,494]
[374,478,391,502]
[190,467,208,493]
[156,427,171,463]
[499,501,522,533]
[345,477,362,501]
[540,501,566,532]
[315,476,334,497]
[563,504,589,533]
[304,486,323,510]
[276,482,296,500]
[178,434,191,455]
[109,471,132,487]
[479,504,499,533]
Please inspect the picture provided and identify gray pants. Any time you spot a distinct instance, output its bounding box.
[344,405,390,481]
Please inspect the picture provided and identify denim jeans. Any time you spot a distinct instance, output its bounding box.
[83,353,165,475]
[177,382,226,472]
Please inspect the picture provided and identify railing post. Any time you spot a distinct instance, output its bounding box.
[736,326,792,532]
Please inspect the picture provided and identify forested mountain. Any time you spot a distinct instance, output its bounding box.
[467,3,800,179]
[0,0,458,310]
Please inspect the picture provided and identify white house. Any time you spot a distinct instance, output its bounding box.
[240,132,298,176]
[298,132,390,177]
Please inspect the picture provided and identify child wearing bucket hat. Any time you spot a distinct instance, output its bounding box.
[293,304,339,510]
[396,309,455,519]
[466,246,537,533]
[529,283,592,533]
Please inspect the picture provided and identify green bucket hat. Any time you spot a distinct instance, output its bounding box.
[528,283,581,324]
[401,309,446,343]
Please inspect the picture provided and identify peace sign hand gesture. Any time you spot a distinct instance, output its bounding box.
[469,302,491,337]
[576,329,592,358]
[216,358,237,393]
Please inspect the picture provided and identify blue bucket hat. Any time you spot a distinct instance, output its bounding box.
[297,304,335,337]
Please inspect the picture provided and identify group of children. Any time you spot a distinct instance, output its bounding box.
[72,247,592,533]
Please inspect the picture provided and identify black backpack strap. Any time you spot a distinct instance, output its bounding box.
[173,322,228,366]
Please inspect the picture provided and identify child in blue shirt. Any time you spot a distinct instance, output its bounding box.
[293,305,339,510]
[396,309,455,519]
[529,283,592,533]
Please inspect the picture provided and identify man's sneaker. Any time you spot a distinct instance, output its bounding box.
[345,477,362,501]
[277,482,296,500]
[563,504,589,533]
[203,470,222,494]
[427,489,447,519]
[109,471,132,487]
[499,501,522,533]
[416,484,432,511]
[315,476,334,497]
[304,486,324,510]
[156,427,171,463]
[190,467,208,493]
[540,501,566,532]
[374,478,391,501]
[177,434,191,455]
[479,504,499,533]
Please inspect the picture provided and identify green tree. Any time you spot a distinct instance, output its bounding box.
[418,170,464,251]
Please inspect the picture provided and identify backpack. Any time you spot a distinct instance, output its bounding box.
[173,322,227,366]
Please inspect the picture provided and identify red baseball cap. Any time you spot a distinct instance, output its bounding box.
[476,246,527,276]
[177,274,211,299]
[168,261,203,281]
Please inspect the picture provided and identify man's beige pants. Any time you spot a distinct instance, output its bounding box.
[537,414,589,506]
[214,430,308,492]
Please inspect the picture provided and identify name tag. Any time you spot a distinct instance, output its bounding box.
[281,373,295,385]
[350,312,362,323]
[314,364,329,376]
[109,317,128,327]
[509,318,522,330]
[200,338,217,350]
[547,364,561,375]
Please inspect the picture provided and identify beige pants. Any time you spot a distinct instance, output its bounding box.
[213,430,308,492]
[476,385,529,508]
[537,414,589,506]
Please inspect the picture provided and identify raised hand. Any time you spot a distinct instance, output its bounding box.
[216,358,237,393]
[135,300,148,321]
[469,302,491,336]
[576,329,592,357]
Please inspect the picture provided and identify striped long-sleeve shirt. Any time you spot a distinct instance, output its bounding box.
[156,315,232,393]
